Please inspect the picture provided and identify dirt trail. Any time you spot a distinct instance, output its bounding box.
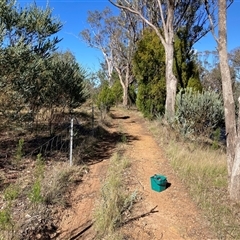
[57,108,216,240]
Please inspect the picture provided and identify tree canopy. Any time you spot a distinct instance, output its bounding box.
[0,1,88,127]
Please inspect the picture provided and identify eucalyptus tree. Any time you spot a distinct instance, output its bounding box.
[229,47,240,82]
[80,8,114,83]
[109,0,212,118]
[0,1,62,122]
[109,9,139,106]
[80,7,140,107]
[205,0,240,201]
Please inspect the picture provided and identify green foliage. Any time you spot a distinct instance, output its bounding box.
[97,81,115,112]
[35,154,45,178]
[187,76,202,90]
[15,138,24,165]
[28,179,43,204]
[175,88,224,136]
[212,128,221,149]
[0,1,63,124]
[174,29,202,91]
[48,51,89,114]
[133,29,166,119]
[3,184,19,201]
[28,154,45,204]
[111,78,123,106]
[133,28,202,119]
[0,207,12,231]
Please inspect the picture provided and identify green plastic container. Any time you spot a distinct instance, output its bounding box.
[150,174,167,192]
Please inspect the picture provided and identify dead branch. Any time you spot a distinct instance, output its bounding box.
[121,205,158,226]
[69,221,94,240]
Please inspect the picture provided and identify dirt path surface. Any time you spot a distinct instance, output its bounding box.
[57,108,216,240]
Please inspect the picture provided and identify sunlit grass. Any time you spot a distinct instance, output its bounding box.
[93,151,136,239]
[148,119,240,239]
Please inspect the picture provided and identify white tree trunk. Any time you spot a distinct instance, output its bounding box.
[218,0,239,201]
[165,42,177,118]
[230,139,240,201]
[115,67,129,107]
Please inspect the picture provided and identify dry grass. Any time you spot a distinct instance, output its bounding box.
[93,151,136,239]
[0,161,86,240]
[147,119,240,239]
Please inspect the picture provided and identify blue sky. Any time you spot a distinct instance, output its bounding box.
[18,0,240,72]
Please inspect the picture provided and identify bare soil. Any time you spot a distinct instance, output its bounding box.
[57,107,216,240]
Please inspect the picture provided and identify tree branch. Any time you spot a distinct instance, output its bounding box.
[109,0,166,47]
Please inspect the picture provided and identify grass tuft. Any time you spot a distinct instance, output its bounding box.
[94,152,136,239]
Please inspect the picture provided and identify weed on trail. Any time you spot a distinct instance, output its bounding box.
[94,152,137,239]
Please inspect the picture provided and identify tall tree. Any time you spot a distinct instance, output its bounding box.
[80,8,114,83]
[109,9,139,106]
[80,7,139,107]
[205,0,240,201]
[133,28,201,118]
[133,28,166,118]
[109,0,211,118]
[229,47,240,82]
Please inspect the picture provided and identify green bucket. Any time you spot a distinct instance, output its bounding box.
[150,174,167,192]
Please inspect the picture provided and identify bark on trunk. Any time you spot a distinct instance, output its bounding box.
[231,138,240,201]
[218,36,236,175]
[164,0,177,119]
[165,46,177,119]
[115,67,129,107]
[164,41,177,119]
[122,85,128,107]
[218,0,239,201]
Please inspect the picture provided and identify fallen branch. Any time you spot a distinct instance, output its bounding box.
[69,221,94,240]
[121,205,158,226]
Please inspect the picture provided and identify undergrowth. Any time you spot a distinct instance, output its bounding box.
[148,119,240,239]
[93,152,137,239]
[0,159,85,240]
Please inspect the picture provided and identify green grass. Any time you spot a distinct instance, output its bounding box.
[148,119,240,239]
[3,184,20,201]
[0,205,14,240]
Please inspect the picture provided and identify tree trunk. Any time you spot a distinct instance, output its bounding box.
[122,85,128,107]
[164,38,177,119]
[218,0,239,201]
[115,67,129,107]
[230,138,240,200]
[163,0,177,119]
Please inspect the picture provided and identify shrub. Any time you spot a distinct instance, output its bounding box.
[175,88,224,137]
[97,81,115,113]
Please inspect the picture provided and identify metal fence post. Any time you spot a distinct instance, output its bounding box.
[69,118,73,166]
[92,103,94,136]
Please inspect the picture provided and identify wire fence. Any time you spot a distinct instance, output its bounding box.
[22,106,97,166]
